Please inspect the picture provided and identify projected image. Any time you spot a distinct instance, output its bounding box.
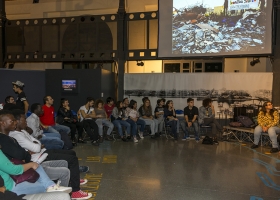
[172,0,268,55]
[62,80,76,90]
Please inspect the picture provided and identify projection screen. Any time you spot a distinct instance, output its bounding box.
[158,0,273,57]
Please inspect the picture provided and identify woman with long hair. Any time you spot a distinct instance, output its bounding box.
[111,101,131,142]
[125,100,146,143]
[251,101,280,153]
[138,99,159,139]
[57,98,84,145]
[164,100,180,140]
[198,98,222,144]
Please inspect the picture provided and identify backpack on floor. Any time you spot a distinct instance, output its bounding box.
[202,136,213,145]
[237,116,254,128]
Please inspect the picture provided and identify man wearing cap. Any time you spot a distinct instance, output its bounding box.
[12,81,29,114]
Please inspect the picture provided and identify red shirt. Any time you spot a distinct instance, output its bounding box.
[104,104,115,117]
[40,105,55,126]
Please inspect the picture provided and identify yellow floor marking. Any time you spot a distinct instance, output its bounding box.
[265,152,271,154]
[102,155,117,163]
[86,156,101,162]
[78,158,82,160]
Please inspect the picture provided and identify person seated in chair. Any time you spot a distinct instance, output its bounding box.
[27,103,64,150]
[154,99,165,135]
[104,97,115,119]
[122,98,129,110]
[92,99,114,141]
[139,98,159,139]
[111,101,131,142]
[164,100,180,140]
[251,101,280,153]
[79,97,99,146]
[57,98,84,145]
[40,96,72,149]
[181,98,199,142]
[198,98,222,145]
[125,100,146,143]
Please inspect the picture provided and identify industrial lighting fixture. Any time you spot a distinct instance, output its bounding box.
[137,60,144,66]
[250,58,260,66]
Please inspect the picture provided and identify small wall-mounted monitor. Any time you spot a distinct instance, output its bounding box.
[61,79,79,93]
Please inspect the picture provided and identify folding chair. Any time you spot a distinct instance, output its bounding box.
[163,120,174,139]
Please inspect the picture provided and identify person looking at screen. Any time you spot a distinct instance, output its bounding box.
[122,98,129,109]
[198,98,222,145]
[251,101,280,153]
[12,81,29,114]
[154,99,165,135]
[181,98,199,142]
[104,97,115,119]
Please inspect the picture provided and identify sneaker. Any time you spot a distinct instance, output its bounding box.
[79,166,89,173]
[213,140,219,145]
[270,148,279,153]
[91,140,99,146]
[121,137,127,142]
[251,144,259,149]
[80,179,88,185]
[105,135,113,141]
[127,135,131,140]
[99,136,103,143]
[71,190,92,200]
[182,136,190,141]
[133,136,138,143]
[138,132,144,139]
[195,138,200,143]
[47,181,72,193]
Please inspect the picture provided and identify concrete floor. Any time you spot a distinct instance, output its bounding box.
[76,136,280,200]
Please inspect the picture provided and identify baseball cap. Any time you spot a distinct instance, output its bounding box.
[12,81,24,87]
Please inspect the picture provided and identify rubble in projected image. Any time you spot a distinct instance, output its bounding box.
[172,0,268,54]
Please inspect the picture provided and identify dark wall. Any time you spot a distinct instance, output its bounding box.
[0,69,45,107]
[45,69,115,112]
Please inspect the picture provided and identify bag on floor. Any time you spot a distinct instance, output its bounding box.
[202,136,213,145]
[229,122,243,127]
[237,116,254,128]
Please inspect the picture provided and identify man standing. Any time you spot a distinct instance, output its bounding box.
[40,95,72,149]
[181,98,199,142]
[12,81,29,114]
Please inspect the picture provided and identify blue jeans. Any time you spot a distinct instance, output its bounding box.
[166,120,179,139]
[126,119,137,136]
[254,125,280,148]
[44,124,70,135]
[180,120,199,139]
[112,120,131,136]
[40,135,64,150]
[44,132,61,139]
[12,165,54,195]
[140,118,159,135]
[95,119,114,136]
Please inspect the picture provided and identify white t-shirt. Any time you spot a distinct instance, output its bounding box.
[79,105,94,122]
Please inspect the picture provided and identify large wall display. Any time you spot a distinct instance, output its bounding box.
[124,73,272,118]
[158,0,273,57]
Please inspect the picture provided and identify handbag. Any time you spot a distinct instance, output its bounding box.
[10,158,40,184]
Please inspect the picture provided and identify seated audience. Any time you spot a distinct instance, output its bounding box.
[93,99,114,141]
[79,97,99,145]
[139,98,159,139]
[104,97,115,119]
[111,101,131,141]
[40,96,73,149]
[126,100,146,143]
[26,103,64,150]
[180,98,199,142]
[3,95,21,111]
[0,110,72,195]
[251,101,280,153]
[57,98,84,145]
[164,100,180,140]
[0,109,92,199]
[198,98,222,145]
[154,99,165,135]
